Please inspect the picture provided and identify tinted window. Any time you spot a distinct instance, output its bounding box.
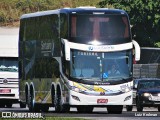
[70,14,131,44]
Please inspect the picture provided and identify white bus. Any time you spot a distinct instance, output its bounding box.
[19,7,140,113]
[0,35,24,108]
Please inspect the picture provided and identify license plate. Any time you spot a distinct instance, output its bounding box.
[0,89,11,93]
[97,99,108,103]
[151,96,160,101]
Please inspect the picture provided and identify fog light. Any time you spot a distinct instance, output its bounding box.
[71,95,80,101]
[124,95,131,101]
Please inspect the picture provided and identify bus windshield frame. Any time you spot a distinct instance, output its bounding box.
[70,49,133,84]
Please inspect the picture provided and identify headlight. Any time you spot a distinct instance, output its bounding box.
[143,93,150,97]
[70,86,84,93]
[121,87,131,93]
[125,87,130,93]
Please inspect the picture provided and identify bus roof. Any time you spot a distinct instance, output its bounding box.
[20,7,128,19]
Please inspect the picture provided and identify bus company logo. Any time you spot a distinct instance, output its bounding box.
[3,79,8,84]
[88,46,93,51]
[88,46,114,51]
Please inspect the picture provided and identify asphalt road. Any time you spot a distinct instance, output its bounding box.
[1,104,160,120]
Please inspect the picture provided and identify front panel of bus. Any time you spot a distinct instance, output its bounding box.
[61,11,133,105]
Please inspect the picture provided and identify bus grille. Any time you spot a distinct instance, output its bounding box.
[0,78,18,88]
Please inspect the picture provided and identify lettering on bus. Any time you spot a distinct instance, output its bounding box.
[41,41,52,50]
[88,46,114,51]
[77,51,98,56]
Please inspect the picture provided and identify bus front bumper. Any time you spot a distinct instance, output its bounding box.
[68,90,132,106]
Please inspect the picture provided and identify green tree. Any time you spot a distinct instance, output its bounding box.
[99,0,160,47]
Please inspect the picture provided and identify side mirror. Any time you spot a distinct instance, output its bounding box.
[132,40,140,61]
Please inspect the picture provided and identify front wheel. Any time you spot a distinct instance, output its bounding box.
[136,99,143,112]
[55,94,70,113]
[126,105,133,111]
[20,102,26,108]
[107,105,123,114]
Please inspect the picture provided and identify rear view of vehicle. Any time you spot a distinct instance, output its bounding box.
[135,78,160,112]
[0,35,19,108]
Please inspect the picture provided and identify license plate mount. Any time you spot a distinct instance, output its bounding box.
[97,99,108,104]
[0,89,11,93]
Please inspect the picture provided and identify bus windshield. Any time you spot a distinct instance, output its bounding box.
[0,58,18,72]
[70,49,132,82]
[70,14,130,43]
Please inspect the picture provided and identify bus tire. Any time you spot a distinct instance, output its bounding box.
[51,84,56,107]
[25,84,29,107]
[28,86,40,112]
[41,106,49,112]
[20,102,26,108]
[28,89,34,111]
[55,85,70,113]
[55,86,62,112]
[107,105,123,114]
[136,99,143,112]
[63,105,70,113]
[0,104,5,108]
[126,105,133,111]
[6,103,12,108]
